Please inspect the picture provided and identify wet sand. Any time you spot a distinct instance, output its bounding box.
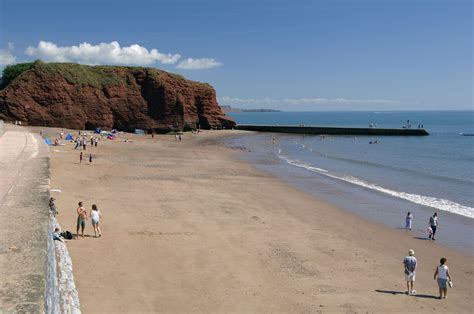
[42,128,473,313]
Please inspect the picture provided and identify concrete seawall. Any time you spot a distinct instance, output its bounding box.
[0,125,51,312]
[237,124,429,136]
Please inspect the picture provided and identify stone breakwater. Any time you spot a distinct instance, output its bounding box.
[237,124,430,136]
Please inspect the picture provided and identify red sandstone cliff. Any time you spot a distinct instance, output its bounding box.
[0,62,235,131]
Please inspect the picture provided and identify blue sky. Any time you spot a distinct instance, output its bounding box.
[0,0,472,111]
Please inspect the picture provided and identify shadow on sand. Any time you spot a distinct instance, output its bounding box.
[375,290,439,300]
[413,236,431,241]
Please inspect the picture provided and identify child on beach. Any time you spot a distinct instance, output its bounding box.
[434,257,452,299]
[90,204,102,237]
[89,153,92,164]
[405,212,413,231]
[80,152,83,164]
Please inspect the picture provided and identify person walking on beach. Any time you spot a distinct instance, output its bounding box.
[76,202,87,238]
[89,153,92,164]
[429,212,439,240]
[434,257,452,299]
[403,249,417,295]
[90,204,102,237]
[79,152,83,164]
[405,212,413,231]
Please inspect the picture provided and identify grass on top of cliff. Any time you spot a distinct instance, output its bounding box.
[1,61,212,90]
[34,62,124,88]
[0,61,124,89]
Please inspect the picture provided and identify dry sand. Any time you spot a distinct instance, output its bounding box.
[41,128,473,313]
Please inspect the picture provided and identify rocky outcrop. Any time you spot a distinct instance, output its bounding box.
[0,61,235,131]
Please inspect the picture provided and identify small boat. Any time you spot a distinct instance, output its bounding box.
[459,132,474,136]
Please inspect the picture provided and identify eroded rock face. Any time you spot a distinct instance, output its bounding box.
[0,62,235,131]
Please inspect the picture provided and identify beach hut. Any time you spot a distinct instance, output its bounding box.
[134,129,145,135]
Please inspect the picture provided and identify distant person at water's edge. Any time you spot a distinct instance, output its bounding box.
[434,257,452,299]
[403,249,417,295]
[405,212,413,231]
[76,202,87,238]
[429,213,439,240]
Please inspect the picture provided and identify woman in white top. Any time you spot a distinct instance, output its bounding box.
[90,204,102,238]
[433,257,452,299]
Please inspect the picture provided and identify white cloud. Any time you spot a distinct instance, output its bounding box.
[176,58,222,70]
[25,41,181,66]
[218,96,403,106]
[0,49,16,65]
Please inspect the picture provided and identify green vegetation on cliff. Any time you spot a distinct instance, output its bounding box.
[0,61,206,90]
[0,62,35,90]
[34,62,124,88]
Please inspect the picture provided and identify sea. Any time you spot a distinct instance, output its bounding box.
[225,111,474,255]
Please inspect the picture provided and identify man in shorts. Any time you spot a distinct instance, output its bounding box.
[76,201,87,238]
[403,249,417,295]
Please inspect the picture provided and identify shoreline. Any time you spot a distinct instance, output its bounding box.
[40,127,472,312]
[222,132,474,256]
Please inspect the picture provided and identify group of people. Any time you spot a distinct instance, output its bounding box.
[73,132,101,164]
[76,201,103,238]
[74,133,99,150]
[403,211,451,298]
[405,212,439,240]
[51,200,104,241]
[79,151,93,164]
[403,250,453,299]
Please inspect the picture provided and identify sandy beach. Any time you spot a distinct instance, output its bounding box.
[41,128,473,313]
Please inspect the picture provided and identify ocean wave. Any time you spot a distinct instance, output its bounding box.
[277,153,474,219]
[298,143,474,185]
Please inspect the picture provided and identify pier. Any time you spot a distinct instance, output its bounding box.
[236,124,429,136]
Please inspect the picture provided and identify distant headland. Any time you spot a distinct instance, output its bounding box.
[220,105,281,113]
